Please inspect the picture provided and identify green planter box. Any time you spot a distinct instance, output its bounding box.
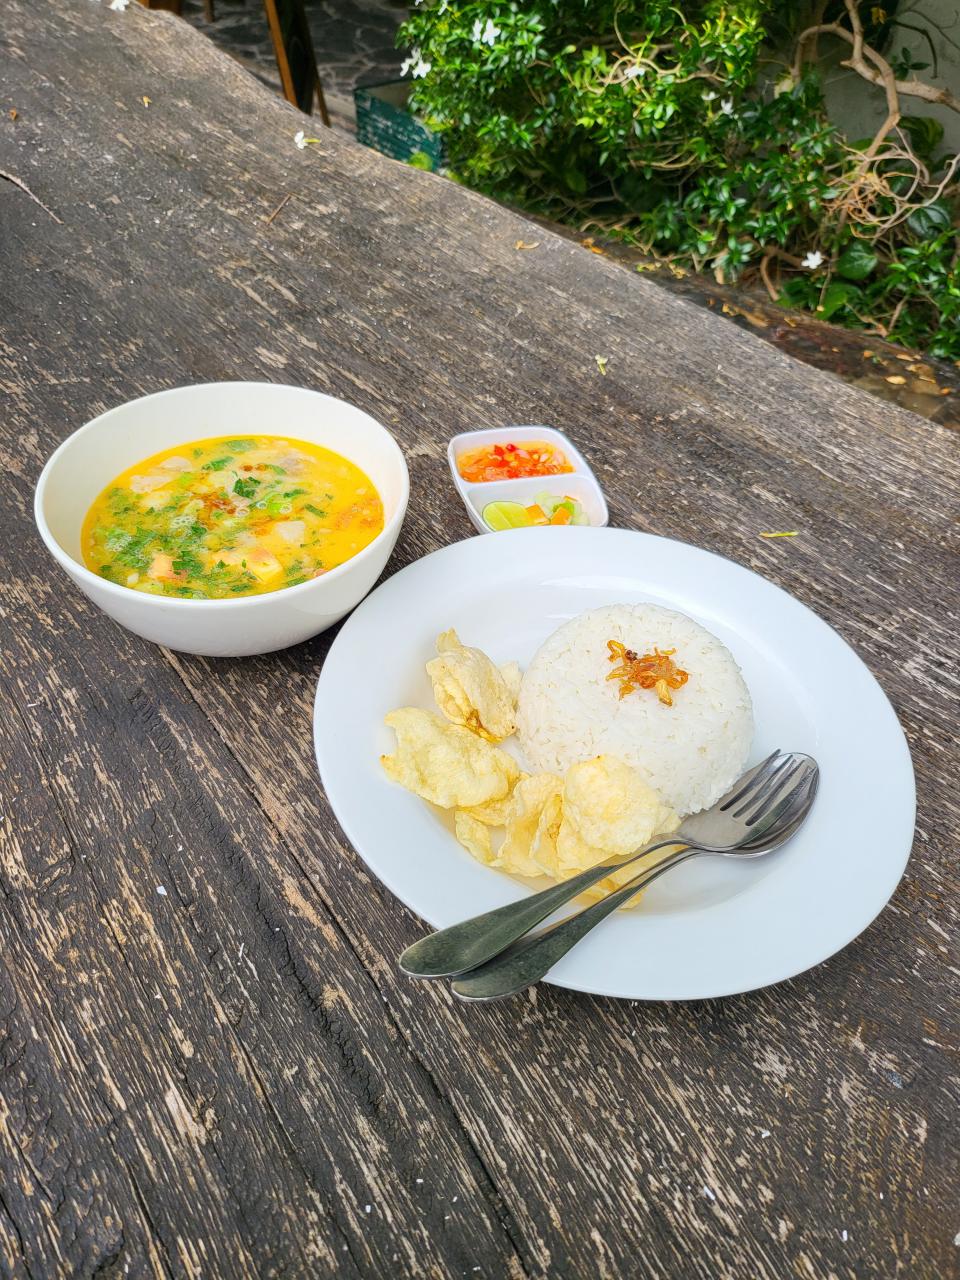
[354,79,446,170]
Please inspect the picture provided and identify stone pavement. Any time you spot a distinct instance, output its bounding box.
[181,0,404,120]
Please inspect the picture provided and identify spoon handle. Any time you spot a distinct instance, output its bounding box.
[399,836,684,979]
[450,847,698,1001]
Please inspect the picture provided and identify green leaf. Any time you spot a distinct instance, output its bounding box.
[900,115,944,160]
[907,200,952,238]
[563,165,587,195]
[836,243,877,281]
[817,282,861,320]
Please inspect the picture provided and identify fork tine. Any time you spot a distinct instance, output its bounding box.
[737,752,803,814]
[740,765,818,850]
[718,748,783,812]
[746,773,814,835]
[741,757,805,821]
[744,759,815,828]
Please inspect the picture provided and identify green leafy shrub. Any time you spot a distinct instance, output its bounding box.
[399,1,960,358]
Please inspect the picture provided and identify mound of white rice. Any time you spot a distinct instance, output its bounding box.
[516,604,753,816]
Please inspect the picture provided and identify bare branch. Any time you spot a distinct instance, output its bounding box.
[792,8,960,115]
[881,296,908,339]
[757,245,806,302]
[885,75,960,112]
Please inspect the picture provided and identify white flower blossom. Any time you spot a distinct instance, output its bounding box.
[720,98,734,115]
[802,250,824,270]
[623,65,644,80]
[401,47,432,78]
[109,0,129,10]
[473,17,501,46]
[702,90,717,102]
[294,130,307,150]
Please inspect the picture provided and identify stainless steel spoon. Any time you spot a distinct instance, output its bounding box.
[450,760,819,1001]
[401,750,813,981]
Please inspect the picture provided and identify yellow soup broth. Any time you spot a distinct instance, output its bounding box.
[82,435,384,599]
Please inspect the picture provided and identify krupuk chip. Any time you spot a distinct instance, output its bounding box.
[381,708,520,809]
[426,629,518,742]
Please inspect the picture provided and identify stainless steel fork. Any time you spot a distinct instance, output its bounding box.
[450,758,818,1001]
[400,750,816,980]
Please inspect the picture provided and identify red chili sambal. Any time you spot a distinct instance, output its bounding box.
[457,440,574,483]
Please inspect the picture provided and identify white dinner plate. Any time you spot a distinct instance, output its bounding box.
[314,528,915,1001]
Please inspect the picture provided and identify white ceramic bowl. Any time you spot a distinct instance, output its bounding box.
[34,382,409,657]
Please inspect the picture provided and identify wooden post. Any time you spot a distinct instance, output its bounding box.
[262,0,330,126]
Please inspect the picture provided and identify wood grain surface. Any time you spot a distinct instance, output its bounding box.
[1,4,957,1277]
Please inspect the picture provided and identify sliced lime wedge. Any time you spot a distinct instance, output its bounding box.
[482,500,530,531]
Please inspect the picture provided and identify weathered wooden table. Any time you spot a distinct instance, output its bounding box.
[2,4,957,1277]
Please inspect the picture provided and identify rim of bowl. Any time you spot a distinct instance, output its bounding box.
[33,382,410,609]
